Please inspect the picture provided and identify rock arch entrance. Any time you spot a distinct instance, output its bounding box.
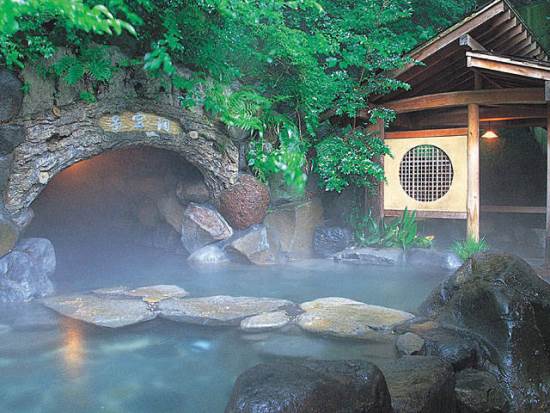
[3,99,239,219]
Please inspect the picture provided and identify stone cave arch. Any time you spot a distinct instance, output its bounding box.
[3,98,239,220]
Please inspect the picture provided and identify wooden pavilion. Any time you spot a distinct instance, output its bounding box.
[363,0,550,260]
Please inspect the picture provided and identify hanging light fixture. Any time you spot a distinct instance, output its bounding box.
[481,122,499,139]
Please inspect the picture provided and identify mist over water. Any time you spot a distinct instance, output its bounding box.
[0,147,451,412]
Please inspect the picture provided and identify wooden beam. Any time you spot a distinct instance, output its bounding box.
[467,103,480,242]
[390,0,505,78]
[459,34,486,51]
[384,210,467,219]
[467,52,550,81]
[373,88,545,114]
[546,81,550,102]
[481,205,546,214]
[385,128,467,139]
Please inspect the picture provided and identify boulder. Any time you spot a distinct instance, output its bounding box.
[218,174,270,230]
[395,332,425,356]
[313,225,353,258]
[0,215,19,258]
[455,369,509,413]
[225,360,392,413]
[158,295,294,326]
[188,244,230,264]
[11,207,34,232]
[333,247,405,266]
[419,253,550,411]
[157,194,186,233]
[264,199,323,259]
[379,356,456,413]
[180,203,233,253]
[225,225,278,265]
[176,179,210,204]
[296,297,414,340]
[42,293,156,328]
[0,125,25,155]
[0,238,55,303]
[240,311,291,332]
[0,70,23,121]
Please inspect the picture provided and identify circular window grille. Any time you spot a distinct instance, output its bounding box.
[399,144,454,202]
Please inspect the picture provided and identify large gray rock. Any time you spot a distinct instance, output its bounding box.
[176,179,210,204]
[225,225,278,265]
[0,238,55,303]
[0,215,19,258]
[158,295,294,326]
[157,194,186,233]
[264,199,324,259]
[379,356,456,413]
[42,293,156,328]
[0,70,23,121]
[313,225,353,258]
[333,247,405,266]
[419,253,550,411]
[225,360,392,413]
[180,203,233,253]
[296,297,414,340]
[0,125,25,155]
[455,369,509,413]
[395,332,425,356]
[188,244,229,264]
[11,207,34,232]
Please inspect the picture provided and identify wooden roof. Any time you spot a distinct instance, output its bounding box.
[374,0,549,103]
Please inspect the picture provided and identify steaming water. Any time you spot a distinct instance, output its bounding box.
[0,236,449,412]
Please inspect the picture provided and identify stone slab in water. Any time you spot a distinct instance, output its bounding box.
[379,356,456,413]
[333,247,405,266]
[240,311,291,332]
[158,295,294,326]
[126,285,189,302]
[297,297,414,340]
[225,360,392,413]
[42,294,157,328]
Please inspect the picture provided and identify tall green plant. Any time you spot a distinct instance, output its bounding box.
[452,236,488,261]
[0,0,476,190]
[350,208,433,251]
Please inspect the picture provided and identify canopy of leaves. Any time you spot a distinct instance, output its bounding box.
[0,0,475,191]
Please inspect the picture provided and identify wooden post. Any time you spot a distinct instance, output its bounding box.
[467,103,480,241]
[365,119,385,221]
[377,118,385,222]
[545,102,550,266]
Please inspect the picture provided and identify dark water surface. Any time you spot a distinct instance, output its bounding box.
[0,238,449,412]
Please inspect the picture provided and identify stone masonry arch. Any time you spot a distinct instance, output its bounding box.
[4,98,239,217]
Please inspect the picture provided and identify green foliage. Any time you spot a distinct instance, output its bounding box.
[350,208,433,251]
[0,0,475,191]
[452,236,488,261]
[315,128,391,192]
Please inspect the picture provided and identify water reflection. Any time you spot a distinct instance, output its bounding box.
[60,318,85,378]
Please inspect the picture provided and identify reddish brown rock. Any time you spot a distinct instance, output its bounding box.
[218,175,270,230]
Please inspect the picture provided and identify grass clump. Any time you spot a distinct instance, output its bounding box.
[452,236,488,261]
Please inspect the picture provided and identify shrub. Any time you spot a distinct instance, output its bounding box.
[452,236,488,261]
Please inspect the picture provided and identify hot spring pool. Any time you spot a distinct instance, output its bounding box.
[0,239,450,412]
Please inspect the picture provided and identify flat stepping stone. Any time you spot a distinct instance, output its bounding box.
[42,294,157,328]
[297,297,414,340]
[126,285,189,303]
[240,311,291,332]
[158,295,294,326]
[93,284,189,303]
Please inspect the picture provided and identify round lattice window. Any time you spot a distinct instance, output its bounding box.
[399,144,454,202]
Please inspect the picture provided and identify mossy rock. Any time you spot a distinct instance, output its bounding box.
[0,217,19,258]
